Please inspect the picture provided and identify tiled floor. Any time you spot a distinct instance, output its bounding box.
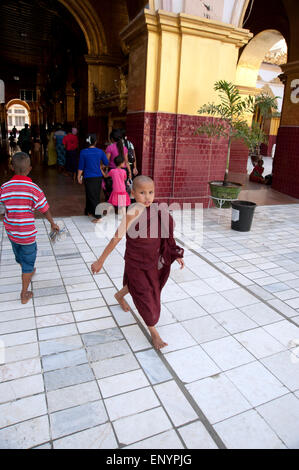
[1,204,299,449]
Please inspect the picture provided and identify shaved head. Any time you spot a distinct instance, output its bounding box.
[132,175,154,191]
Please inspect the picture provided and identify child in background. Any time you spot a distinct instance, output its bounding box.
[249,158,265,184]
[105,155,131,215]
[0,152,59,304]
[91,175,185,349]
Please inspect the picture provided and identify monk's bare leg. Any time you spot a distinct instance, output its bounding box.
[148,326,168,350]
[114,285,130,312]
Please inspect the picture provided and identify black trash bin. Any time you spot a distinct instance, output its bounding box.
[231,201,256,232]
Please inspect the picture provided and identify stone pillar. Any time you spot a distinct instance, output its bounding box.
[84,54,121,143]
[122,9,252,205]
[272,62,299,198]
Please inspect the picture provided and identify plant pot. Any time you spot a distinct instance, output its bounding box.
[209,181,242,208]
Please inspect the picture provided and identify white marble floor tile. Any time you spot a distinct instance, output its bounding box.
[214,409,286,449]
[204,276,239,292]
[240,302,283,326]
[121,325,151,351]
[0,374,44,404]
[263,321,299,348]
[112,407,172,446]
[0,318,36,336]
[257,393,299,449]
[154,380,198,426]
[109,305,136,326]
[98,369,149,398]
[0,330,37,348]
[35,303,71,317]
[105,386,159,421]
[53,422,118,449]
[73,306,111,322]
[261,350,299,391]
[178,421,218,449]
[0,394,47,428]
[194,292,235,314]
[92,353,139,379]
[201,336,255,370]
[161,283,190,302]
[234,328,286,359]
[221,288,259,308]
[165,298,208,321]
[0,415,50,449]
[165,346,220,383]
[225,361,288,407]
[180,279,215,296]
[3,343,39,364]
[36,312,74,328]
[77,317,116,334]
[38,323,78,341]
[213,308,257,334]
[157,323,197,353]
[126,429,184,449]
[47,381,101,413]
[186,374,252,424]
[50,401,108,440]
[70,297,106,311]
[0,357,41,382]
[182,316,229,344]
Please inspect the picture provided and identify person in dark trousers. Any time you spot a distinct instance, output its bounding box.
[77,135,109,223]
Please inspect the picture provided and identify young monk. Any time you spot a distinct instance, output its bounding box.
[91,176,184,349]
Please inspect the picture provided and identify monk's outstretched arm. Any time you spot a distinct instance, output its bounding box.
[91,207,141,274]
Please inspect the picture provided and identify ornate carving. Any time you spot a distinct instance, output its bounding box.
[264,51,287,66]
[93,67,128,113]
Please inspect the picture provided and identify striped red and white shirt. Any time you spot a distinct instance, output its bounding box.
[0,175,49,245]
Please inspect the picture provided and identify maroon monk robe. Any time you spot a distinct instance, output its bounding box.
[123,203,184,327]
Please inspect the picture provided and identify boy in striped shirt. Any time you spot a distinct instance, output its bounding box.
[0,152,59,304]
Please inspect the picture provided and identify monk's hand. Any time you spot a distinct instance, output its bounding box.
[91,259,103,274]
[176,258,185,270]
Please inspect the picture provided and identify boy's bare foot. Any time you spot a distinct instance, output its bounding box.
[114,292,130,312]
[21,291,33,304]
[91,218,102,224]
[149,327,168,350]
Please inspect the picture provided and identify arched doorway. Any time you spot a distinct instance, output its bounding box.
[6,99,31,134]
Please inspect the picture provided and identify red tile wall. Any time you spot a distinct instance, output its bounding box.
[126,112,231,207]
[229,139,249,174]
[272,126,299,199]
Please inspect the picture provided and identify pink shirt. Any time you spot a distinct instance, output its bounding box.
[106,143,128,169]
[109,168,127,192]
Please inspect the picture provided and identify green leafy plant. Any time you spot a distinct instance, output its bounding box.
[196,80,278,185]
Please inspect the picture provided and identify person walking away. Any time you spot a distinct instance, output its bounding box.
[18,124,31,154]
[91,175,185,349]
[121,129,138,179]
[77,135,109,222]
[9,132,16,155]
[54,124,66,172]
[105,155,131,216]
[63,127,79,182]
[0,152,59,304]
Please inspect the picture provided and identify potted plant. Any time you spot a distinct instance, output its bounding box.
[196,81,277,208]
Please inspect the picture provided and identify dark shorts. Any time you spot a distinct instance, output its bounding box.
[10,241,37,273]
